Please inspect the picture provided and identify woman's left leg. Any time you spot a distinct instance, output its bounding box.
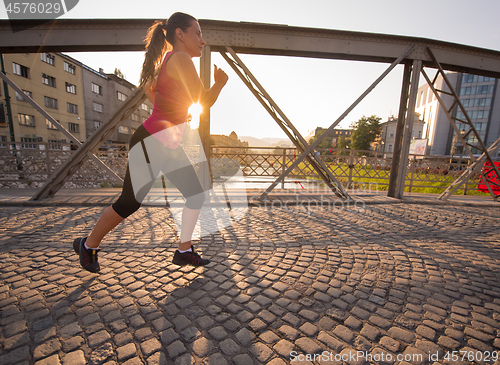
[162,147,208,266]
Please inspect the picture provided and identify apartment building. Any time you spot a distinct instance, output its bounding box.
[0,52,85,149]
[378,115,425,154]
[416,72,498,157]
[1,52,154,148]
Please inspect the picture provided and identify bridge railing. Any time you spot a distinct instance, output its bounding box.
[0,143,486,195]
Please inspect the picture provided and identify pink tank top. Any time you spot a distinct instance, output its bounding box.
[142,51,193,148]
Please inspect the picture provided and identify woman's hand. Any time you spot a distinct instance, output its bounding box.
[214,65,228,86]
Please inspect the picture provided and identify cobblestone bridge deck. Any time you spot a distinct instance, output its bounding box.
[0,189,499,365]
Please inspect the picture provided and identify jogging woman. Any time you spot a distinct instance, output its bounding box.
[73,12,228,273]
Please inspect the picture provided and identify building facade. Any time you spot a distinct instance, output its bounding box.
[310,127,353,148]
[1,52,86,149]
[416,72,498,157]
[80,70,153,144]
[377,115,426,154]
[1,52,154,148]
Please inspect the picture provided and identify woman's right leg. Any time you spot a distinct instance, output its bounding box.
[85,206,124,249]
[74,125,153,272]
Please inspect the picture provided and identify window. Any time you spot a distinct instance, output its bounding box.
[117,91,127,101]
[478,76,493,83]
[388,145,393,152]
[68,123,79,133]
[477,98,486,107]
[18,113,35,126]
[131,114,139,122]
[46,119,58,129]
[64,61,76,74]
[479,85,489,94]
[21,137,36,149]
[141,103,148,111]
[91,83,102,95]
[389,132,394,138]
[15,90,32,101]
[67,103,78,114]
[461,98,470,107]
[40,53,55,65]
[48,140,62,150]
[66,82,76,94]
[93,121,101,130]
[44,96,58,109]
[418,130,422,138]
[93,102,103,113]
[118,126,130,134]
[0,135,6,148]
[462,74,477,83]
[42,73,56,87]
[13,62,30,78]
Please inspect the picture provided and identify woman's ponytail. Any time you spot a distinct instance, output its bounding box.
[139,13,198,87]
[140,20,170,87]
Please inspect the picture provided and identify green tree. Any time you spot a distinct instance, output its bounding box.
[335,135,351,155]
[337,135,351,150]
[308,129,333,155]
[350,115,382,152]
[114,68,125,78]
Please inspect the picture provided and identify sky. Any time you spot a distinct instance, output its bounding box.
[2,0,500,140]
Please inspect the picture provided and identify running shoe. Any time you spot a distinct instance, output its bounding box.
[172,246,210,267]
[73,237,100,273]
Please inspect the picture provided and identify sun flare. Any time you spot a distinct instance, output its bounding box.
[188,103,203,129]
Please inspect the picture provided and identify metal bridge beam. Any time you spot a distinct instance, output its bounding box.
[421,48,500,200]
[2,19,500,201]
[1,19,500,79]
[258,46,415,200]
[388,61,412,198]
[0,69,123,190]
[220,46,350,199]
[393,59,422,199]
[31,87,146,200]
[438,136,500,199]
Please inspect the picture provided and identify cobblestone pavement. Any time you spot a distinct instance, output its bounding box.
[1,203,500,365]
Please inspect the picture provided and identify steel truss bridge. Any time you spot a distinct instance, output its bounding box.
[1,18,500,202]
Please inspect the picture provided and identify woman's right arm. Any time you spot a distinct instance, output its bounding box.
[168,52,228,108]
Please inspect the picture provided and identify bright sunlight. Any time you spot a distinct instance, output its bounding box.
[188,103,203,129]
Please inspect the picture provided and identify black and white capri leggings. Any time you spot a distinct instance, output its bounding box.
[112,125,205,218]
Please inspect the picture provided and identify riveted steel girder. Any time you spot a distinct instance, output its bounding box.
[0,19,499,78]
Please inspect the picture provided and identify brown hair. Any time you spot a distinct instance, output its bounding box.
[139,12,198,87]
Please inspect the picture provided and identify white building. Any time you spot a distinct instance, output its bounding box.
[378,116,425,155]
[416,72,498,157]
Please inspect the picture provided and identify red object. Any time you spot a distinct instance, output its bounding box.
[477,161,500,193]
[294,181,305,189]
